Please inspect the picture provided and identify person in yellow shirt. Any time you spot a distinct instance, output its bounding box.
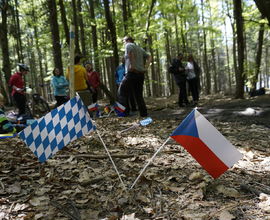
[66,55,92,107]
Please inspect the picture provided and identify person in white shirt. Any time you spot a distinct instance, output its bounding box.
[185,55,201,105]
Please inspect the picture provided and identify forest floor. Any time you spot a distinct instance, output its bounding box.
[0,93,270,220]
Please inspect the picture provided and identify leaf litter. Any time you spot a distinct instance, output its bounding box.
[0,94,270,219]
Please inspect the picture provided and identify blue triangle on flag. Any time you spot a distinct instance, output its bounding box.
[170,109,199,138]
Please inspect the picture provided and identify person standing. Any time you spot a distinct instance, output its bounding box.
[66,55,92,107]
[118,36,151,117]
[9,64,29,116]
[85,63,100,103]
[169,53,189,107]
[185,54,201,105]
[51,68,69,107]
[115,57,137,112]
[115,57,126,90]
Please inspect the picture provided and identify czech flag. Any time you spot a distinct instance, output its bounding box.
[114,102,125,112]
[88,103,99,112]
[113,102,126,116]
[170,109,243,178]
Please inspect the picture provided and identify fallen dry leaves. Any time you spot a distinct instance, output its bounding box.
[0,94,270,219]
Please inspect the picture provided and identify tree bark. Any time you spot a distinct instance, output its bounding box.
[265,47,269,88]
[253,0,270,26]
[0,0,12,103]
[47,0,63,75]
[164,28,174,96]
[209,7,218,93]
[252,21,264,90]
[224,19,232,93]
[121,0,128,35]
[201,0,211,94]
[13,0,24,63]
[77,0,86,56]
[31,1,45,96]
[58,0,70,46]
[144,0,156,97]
[71,0,81,54]
[233,0,245,99]
[103,0,118,97]
[87,0,100,72]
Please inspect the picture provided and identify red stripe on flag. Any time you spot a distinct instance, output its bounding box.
[115,106,125,113]
[171,135,229,178]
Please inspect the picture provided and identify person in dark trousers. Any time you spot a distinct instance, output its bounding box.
[9,64,29,116]
[85,63,100,103]
[115,57,137,112]
[118,36,151,117]
[169,53,189,107]
[185,54,201,105]
[0,94,16,134]
[51,67,69,107]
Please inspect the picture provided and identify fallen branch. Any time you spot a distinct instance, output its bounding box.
[81,174,118,186]
[50,199,81,220]
[207,202,250,220]
[240,183,270,196]
[56,154,134,159]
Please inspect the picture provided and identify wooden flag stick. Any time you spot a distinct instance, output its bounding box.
[96,129,127,191]
[130,137,171,190]
[69,25,75,99]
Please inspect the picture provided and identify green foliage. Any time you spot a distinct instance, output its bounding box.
[2,0,269,96]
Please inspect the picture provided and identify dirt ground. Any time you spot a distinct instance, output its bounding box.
[0,94,270,219]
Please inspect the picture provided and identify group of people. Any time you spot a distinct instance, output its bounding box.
[52,56,100,108]
[169,53,201,107]
[6,36,201,123]
[53,35,151,118]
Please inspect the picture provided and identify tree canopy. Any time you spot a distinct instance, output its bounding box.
[0,0,269,102]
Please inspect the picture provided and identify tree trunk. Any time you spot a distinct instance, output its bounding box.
[253,0,270,26]
[265,47,269,88]
[87,0,100,72]
[201,0,211,94]
[174,13,180,55]
[224,20,232,93]
[12,0,24,63]
[208,6,218,93]
[233,0,245,99]
[77,0,86,56]
[121,0,128,35]
[180,0,186,52]
[27,35,37,89]
[252,21,264,90]
[71,0,81,54]
[0,0,12,104]
[58,0,70,46]
[47,0,63,75]
[32,2,45,96]
[144,0,156,97]
[103,0,118,97]
[165,28,174,96]
[225,0,237,93]
[155,34,161,96]
[148,35,157,96]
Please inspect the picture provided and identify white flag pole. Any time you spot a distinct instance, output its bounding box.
[69,25,75,99]
[119,124,139,133]
[130,137,171,190]
[96,129,127,191]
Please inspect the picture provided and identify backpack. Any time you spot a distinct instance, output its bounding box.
[168,65,175,74]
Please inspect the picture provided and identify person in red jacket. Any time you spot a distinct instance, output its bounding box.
[85,63,100,103]
[9,64,29,116]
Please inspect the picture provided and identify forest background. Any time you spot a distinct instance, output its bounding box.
[0,0,270,104]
